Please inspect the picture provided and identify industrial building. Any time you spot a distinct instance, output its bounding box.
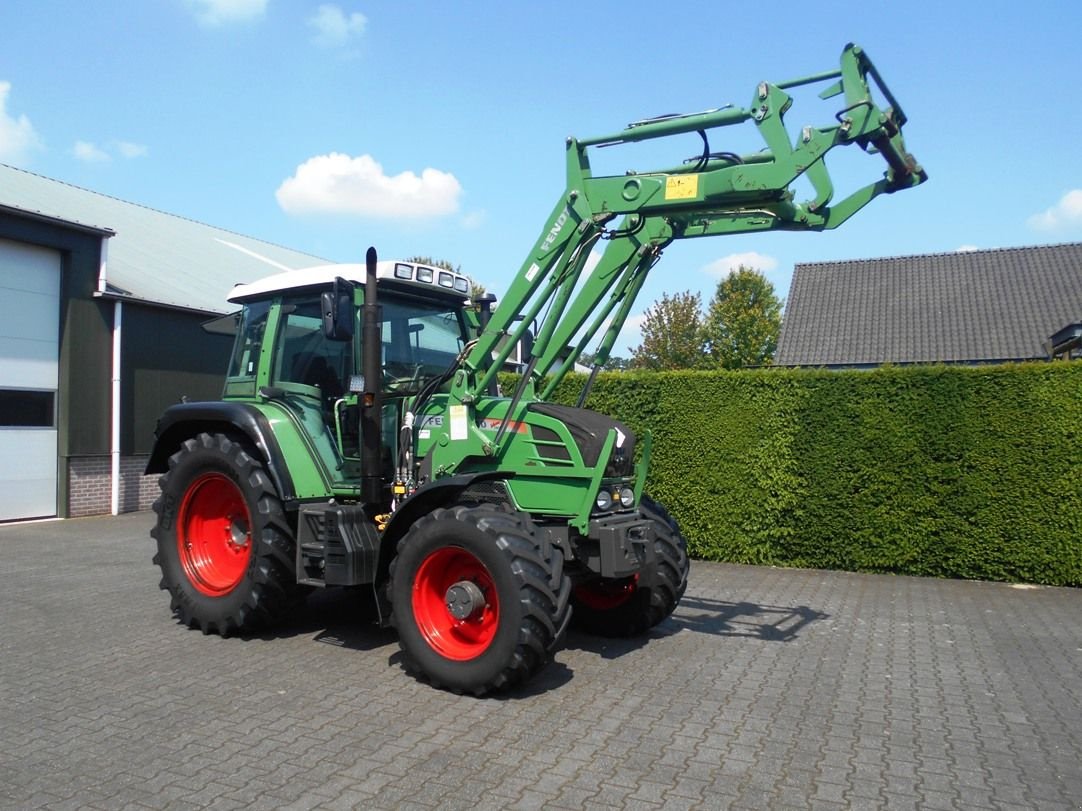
[0,164,327,521]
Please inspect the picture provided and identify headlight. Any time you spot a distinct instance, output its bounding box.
[619,487,635,508]
[595,490,614,511]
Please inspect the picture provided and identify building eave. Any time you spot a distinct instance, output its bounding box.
[0,202,115,237]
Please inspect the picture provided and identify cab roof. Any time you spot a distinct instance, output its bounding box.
[227,260,471,304]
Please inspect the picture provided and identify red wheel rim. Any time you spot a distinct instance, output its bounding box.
[412,546,498,661]
[574,575,638,611]
[177,473,252,597]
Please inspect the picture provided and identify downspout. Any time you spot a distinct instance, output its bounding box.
[111,300,122,515]
[98,240,122,516]
[97,238,109,295]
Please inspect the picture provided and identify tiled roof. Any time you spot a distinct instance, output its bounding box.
[775,243,1082,366]
[0,163,329,314]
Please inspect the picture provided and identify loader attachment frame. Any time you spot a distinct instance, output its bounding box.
[452,43,925,449]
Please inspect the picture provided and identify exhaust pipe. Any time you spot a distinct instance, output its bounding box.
[361,246,383,504]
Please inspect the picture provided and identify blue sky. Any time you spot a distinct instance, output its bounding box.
[2,1,1081,356]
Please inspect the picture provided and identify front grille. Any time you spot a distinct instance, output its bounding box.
[460,479,510,507]
[532,426,572,464]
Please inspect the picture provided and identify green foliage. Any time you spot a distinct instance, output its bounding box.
[628,269,782,372]
[540,362,1082,586]
[405,256,459,272]
[630,291,707,370]
[405,255,485,307]
[579,352,631,371]
[703,266,782,369]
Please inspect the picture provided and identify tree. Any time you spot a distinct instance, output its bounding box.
[405,256,458,272]
[468,279,487,306]
[630,291,707,370]
[579,352,632,371]
[703,266,782,369]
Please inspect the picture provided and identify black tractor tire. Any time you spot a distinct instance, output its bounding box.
[571,495,690,637]
[151,432,302,636]
[389,504,572,695]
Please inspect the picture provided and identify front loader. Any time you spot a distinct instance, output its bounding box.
[148,44,925,695]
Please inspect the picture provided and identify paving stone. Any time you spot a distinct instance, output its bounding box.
[2,512,1081,810]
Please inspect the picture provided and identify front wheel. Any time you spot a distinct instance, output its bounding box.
[151,432,302,636]
[571,495,690,637]
[390,504,571,695]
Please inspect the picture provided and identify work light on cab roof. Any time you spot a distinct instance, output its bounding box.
[226,260,471,303]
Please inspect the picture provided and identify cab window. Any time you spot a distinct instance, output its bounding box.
[227,301,270,378]
[271,295,353,400]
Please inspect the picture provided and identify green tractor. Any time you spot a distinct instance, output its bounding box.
[148,44,925,695]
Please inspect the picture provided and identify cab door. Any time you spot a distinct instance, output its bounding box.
[268,294,356,484]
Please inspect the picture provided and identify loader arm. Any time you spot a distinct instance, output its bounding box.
[452,42,925,453]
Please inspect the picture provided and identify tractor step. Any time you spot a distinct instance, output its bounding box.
[296,503,380,587]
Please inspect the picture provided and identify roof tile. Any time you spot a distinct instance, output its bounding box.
[775,244,1082,366]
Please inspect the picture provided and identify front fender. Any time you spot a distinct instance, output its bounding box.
[376,471,513,585]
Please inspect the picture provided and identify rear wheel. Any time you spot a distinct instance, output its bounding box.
[390,504,571,695]
[151,432,301,636]
[572,495,689,637]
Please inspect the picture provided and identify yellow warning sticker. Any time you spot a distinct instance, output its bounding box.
[665,174,699,200]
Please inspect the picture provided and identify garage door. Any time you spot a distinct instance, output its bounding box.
[0,238,60,521]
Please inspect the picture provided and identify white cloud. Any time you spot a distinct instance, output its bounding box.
[72,140,111,163]
[276,152,462,219]
[308,4,367,48]
[461,210,487,229]
[114,140,148,159]
[956,244,979,253]
[72,139,148,163]
[702,251,779,278]
[1028,189,1082,232]
[0,81,42,164]
[186,0,267,27]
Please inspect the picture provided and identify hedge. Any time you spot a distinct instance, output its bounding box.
[526,363,1082,586]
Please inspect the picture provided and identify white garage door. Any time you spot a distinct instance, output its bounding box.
[0,238,60,521]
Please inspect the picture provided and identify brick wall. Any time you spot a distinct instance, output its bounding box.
[68,455,158,517]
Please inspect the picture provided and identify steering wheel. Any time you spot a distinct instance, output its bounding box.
[384,363,424,392]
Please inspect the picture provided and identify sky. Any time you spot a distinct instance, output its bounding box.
[2,0,1081,357]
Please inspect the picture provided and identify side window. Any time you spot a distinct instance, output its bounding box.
[272,296,352,399]
[227,301,270,378]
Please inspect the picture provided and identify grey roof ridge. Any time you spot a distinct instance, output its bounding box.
[794,240,1082,268]
[0,161,331,261]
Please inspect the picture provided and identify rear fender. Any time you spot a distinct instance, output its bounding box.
[145,401,296,502]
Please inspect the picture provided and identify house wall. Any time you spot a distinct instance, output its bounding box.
[121,302,233,455]
[68,454,156,517]
[65,303,234,518]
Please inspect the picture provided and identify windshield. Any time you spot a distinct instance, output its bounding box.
[379,295,467,393]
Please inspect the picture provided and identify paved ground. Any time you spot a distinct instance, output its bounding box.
[1,512,1080,810]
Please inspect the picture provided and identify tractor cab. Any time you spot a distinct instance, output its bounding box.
[221,261,474,492]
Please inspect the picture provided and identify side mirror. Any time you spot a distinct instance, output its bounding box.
[321,277,355,341]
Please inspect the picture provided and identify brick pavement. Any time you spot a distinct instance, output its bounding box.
[1,512,1080,810]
